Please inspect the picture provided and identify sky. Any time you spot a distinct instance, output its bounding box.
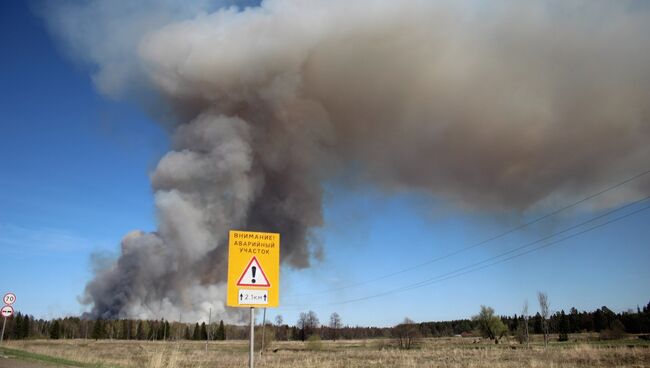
[1,1,649,327]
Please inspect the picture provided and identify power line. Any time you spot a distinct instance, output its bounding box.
[284,168,650,299]
[282,199,650,309]
[370,198,650,301]
[280,195,650,310]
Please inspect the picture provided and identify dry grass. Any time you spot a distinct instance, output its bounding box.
[4,335,650,368]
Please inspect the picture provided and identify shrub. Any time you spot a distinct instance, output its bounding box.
[254,325,275,352]
[392,318,421,349]
[599,320,626,340]
[306,335,323,351]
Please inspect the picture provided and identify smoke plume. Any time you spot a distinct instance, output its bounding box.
[41,1,650,320]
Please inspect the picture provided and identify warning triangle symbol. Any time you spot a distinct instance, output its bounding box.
[236,256,271,287]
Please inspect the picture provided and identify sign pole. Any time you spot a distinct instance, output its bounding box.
[0,316,6,343]
[249,307,255,368]
[226,231,278,368]
[2,292,16,343]
[260,308,266,356]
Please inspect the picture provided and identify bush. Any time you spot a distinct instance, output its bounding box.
[254,325,275,352]
[599,320,626,340]
[392,318,421,349]
[472,306,507,344]
[306,335,323,351]
[515,324,528,344]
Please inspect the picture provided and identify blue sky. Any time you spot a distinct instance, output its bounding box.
[0,1,166,318]
[1,1,649,327]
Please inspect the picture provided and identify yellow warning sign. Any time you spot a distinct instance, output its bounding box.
[227,230,280,308]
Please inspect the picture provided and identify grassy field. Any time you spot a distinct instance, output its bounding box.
[2,335,649,368]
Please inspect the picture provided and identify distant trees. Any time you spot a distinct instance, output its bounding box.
[136,321,145,340]
[533,313,543,334]
[9,313,32,340]
[215,320,226,340]
[49,320,61,340]
[91,319,105,340]
[473,306,507,344]
[274,315,288,341]
[328,312,342,341]
[192,323,201,340]
[297,311,319,341]
[538,292,550,348]
[1,300,649,342]
[521,300,530,347]
[392,317,421,349]
[420,319,472,337]
[21,315,30,339]
[569,307,580,333]
[164,321,170,340]
[119,319,131,340]
[593,308,606,331]
[558,310,569,341]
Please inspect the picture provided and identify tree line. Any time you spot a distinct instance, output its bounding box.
[2,300,648,342]
[0,315,228,341]
[421,303,650,341]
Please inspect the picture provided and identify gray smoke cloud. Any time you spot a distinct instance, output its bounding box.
[41,1,650,321]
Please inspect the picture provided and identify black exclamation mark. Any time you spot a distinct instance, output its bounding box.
[251,266,257,284]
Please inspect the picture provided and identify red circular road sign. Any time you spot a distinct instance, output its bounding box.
[1,305,13,318]
[3,292,16,305]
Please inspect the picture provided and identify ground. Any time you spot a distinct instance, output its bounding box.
[1,334,649,368]
[0,357,59,368]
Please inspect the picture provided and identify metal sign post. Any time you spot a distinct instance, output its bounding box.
[0,306,14,343]
[260,308,266,356]
[226,231,280,368]
[1,293,16,344]
[0,317,7,343]
[249,307,255,368]
[1,315,6,343]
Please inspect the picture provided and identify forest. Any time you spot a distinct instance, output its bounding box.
[2,301,649,342]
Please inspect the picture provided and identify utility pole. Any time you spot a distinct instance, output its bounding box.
[260,308,267,356]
